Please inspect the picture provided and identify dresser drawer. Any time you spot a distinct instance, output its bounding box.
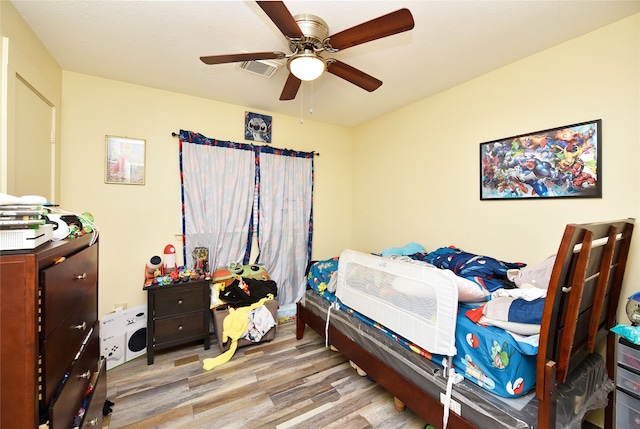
[81,359,106,429]
[41,245,98,338]
[153,285,206,317]
[48,323,100,429]
[154,312,206,344]
[41,290,97,406]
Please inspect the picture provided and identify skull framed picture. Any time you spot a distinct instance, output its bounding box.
[245,111,272,143]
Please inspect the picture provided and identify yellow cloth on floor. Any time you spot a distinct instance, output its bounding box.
[203,296,273,371]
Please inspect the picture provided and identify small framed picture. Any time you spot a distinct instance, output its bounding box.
[480,119,601,200]
[245,111,272,143]
[105,135,146,185]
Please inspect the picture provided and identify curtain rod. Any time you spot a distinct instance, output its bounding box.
[171,132,319,156]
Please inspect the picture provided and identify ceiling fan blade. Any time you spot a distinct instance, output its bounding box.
[200,51,286,65]
[327,8,414,51]
[256,1,304,39]
[327,60,382,92]
[280,73,302,100]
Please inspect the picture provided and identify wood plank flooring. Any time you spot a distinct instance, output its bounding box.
[102,321,427,429]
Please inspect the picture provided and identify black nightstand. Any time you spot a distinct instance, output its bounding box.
[145,280,211,364]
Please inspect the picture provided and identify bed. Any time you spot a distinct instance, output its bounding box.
[296,219,634,429]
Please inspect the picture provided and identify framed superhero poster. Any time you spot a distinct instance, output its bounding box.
[480,119,601,200]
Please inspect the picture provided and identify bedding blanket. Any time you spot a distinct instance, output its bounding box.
[306,252,539,398]
[420,246,526,293]
[436,303,538,397]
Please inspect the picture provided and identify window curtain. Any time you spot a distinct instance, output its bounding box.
[256,147,314,315]
[179,130,314,317]
[179,130,256,272]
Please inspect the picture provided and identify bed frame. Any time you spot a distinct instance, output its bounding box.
[296,219,634,429]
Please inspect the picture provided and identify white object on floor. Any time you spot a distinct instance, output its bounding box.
[101,305,147,369]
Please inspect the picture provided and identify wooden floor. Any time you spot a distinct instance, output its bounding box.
[102,321,427,429]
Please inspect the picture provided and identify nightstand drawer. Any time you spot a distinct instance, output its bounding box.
[153,286,205,317]
[154,312,206,343]
[146,280,210,364]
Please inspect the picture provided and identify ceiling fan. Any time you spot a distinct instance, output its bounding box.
[200,1,414,101]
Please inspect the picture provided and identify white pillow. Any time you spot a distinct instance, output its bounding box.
[478,316,540,336]
[441,268,488,302]
[507,254,556,289]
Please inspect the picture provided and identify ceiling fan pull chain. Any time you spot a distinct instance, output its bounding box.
[309,81,314,115]
[300,82,304,124]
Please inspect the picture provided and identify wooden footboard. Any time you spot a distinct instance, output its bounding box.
[296,301,479,429]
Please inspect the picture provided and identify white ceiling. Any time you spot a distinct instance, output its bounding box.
[11,0,640,128]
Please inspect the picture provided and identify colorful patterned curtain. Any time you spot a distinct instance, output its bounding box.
[179,130,314,318]
[179,130,256,273]
[256,146,314,317]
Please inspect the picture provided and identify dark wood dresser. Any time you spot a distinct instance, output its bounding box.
[0,235,106,428]
[145,279,211,364]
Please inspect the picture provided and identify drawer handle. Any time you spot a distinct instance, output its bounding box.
[79,370,92,379]
[75,273,87,280]
[178,325,184,331]
[74,321,87,331]
[87,418,99,426]
[177,299,183,305]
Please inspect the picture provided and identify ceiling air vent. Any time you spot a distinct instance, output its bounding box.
[238,59,282,78]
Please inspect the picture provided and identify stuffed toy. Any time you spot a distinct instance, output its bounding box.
[202,296,273,371]
[228,262,271,280]
[213,263,271,286]
[380,242,425,258]
[212,268,234,287]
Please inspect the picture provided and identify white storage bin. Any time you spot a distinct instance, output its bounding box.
[618,339,640,371]
[617,365,640,396]
[616,388,640,429]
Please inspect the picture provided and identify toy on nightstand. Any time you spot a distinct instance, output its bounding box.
[144,255,162,287]
[163,244,178,273]
[612,291,640,345]
[627,291,640,325]
[192,247,210,278]
[180,267,192,282]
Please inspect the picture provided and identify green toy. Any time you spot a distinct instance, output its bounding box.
[227,262,271,281]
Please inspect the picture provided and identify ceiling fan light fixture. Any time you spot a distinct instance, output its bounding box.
[288,52,326,81]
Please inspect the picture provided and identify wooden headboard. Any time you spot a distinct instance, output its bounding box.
[537,218,634,428]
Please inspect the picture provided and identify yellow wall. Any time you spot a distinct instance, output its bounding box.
[0,1,62,199]
[352,13,640,327]
[59,73,353,317]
